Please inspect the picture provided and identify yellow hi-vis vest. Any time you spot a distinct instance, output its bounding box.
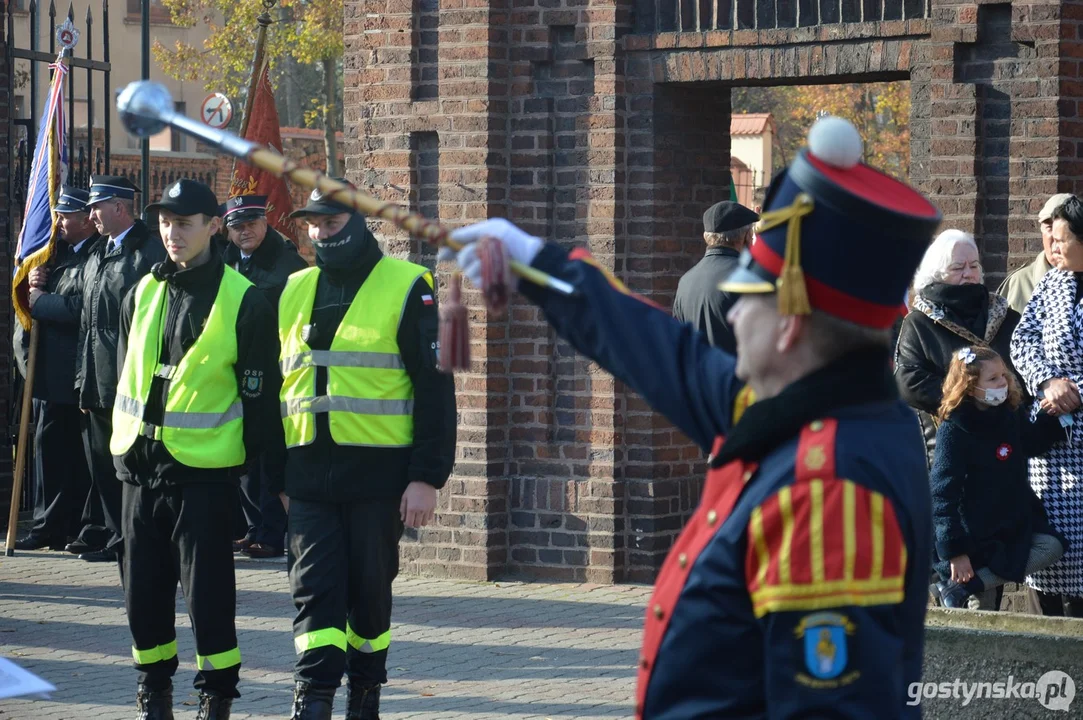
[110,266,251,468]
[278,258,432,448]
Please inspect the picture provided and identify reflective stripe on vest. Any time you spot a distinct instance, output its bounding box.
[278,259,431,448]
[111,266,252,468]
[280,350,405,374]
[115,394,244,430]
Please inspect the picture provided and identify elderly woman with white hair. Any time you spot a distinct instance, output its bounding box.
[895,229,1025,466]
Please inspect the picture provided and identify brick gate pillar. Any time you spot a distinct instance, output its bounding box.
[346,0,513,580]
[0,7,13,523]
[914,0,1065,282]
[620,78,733,580]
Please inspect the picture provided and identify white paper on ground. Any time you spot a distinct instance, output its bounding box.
[0,656,56,700]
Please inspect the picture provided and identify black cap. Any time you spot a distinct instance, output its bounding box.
[289,178,358,218]
[54,186,91,213]
[223,194,268,227]
[86,175,139,206]
[703,201,759,234]
[145,179,221,218]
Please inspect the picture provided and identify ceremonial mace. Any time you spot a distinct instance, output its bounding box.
[115,80,575,370]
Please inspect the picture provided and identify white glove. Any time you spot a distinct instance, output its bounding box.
[439,218,544,290]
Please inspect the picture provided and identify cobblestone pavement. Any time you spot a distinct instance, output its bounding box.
[0,548,651,719]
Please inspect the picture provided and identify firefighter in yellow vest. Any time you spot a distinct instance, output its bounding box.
[112,179,282,720]
[276,181,456,720]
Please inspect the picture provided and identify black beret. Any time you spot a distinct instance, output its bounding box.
[703,201,759,234]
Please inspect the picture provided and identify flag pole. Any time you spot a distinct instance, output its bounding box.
[6,325,40,556]
[231,2,275,184]
[6,46,70,555]
[240,4,274,141]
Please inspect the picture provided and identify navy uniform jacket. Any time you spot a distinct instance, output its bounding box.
[519,243,932,719]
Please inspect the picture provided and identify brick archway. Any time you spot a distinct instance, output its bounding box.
[346,0,1076,582]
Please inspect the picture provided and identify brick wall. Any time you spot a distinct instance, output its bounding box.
[344,0,1079,583]
[1059,4,1083,204]
[913,0,1064,279]
[0,3,12,524]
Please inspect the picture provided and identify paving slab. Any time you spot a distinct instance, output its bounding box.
[0,548,651,719]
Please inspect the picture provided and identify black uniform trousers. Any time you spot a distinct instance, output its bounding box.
[122,481,242,698]
[29,401,91,540]
[289,499,402,689]
[239,452,288,549]
[79,408,124,551]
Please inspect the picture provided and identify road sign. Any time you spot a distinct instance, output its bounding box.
[200,93,234,130]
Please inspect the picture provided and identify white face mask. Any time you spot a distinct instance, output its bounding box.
[979,386,1008,406]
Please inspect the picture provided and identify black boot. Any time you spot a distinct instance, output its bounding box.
[135,684,174,720]
[289,682,335,720]
[345,681,381,719]
[195,692,232,720]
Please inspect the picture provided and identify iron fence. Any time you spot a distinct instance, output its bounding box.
[6,0,113,516]
[635,0,930,33]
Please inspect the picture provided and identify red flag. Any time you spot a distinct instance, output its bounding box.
[230,65,295,238]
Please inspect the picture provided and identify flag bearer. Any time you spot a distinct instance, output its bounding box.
[112,179,281,720]
[275,183,456,720]
[13,187,98,550]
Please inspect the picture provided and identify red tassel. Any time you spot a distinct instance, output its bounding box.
[438,272,470,373]
[475,235,511,317]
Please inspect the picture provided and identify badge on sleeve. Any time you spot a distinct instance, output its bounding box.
[793,613,860,689]
[242,369,264,398]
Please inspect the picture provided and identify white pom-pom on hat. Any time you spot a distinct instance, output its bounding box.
[807,116,863,170]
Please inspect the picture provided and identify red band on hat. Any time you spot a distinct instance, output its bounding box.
[805,155,938,218]
[750,241,902,329]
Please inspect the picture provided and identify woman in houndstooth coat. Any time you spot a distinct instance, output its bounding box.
[1010,196,1083,615]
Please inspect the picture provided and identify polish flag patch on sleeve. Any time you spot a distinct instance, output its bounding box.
[422,294,434,305]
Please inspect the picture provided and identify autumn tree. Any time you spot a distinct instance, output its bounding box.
[732,82,911,180]
[154,0,344,174]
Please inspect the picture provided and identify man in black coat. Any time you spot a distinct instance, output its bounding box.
[221,194,309,559]
[12,187,98,550]
[672,201,760,354]
[69,176,167,562]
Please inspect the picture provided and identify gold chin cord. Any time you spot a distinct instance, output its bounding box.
[755,193,815,316]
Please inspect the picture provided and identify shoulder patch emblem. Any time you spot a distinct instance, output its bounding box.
[794,612,860,689]
[804,444,826,472]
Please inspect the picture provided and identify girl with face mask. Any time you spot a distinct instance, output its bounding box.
[929,346,1069,608]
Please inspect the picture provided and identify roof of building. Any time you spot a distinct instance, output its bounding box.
[730,113,776,136]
